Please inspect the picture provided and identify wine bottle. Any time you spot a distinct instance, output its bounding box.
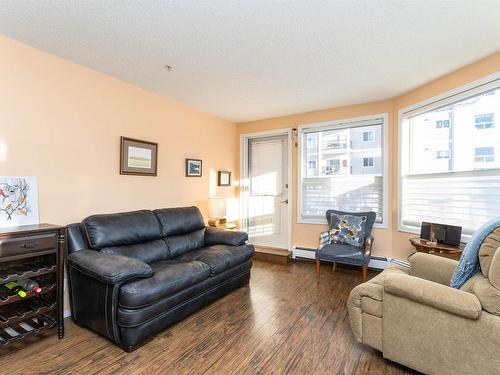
[17,279,42,293]
[1,281,27,298]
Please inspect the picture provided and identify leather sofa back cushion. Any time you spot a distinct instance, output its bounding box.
[154,206,205,237]
[479,227,500,277]
[166,228,205,258]
[83,210,162,250]
[100,239,170,264]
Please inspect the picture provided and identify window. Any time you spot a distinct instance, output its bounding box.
[475,113,494,129]
[307,160,317,169]
[299,115,387,225]
[436,119,450,128]
[435,150,451,159]
[474,146,494,163]
[363,157,374,167]
[400,80,500,236]
[307,136,317,148]
[362,131,374,142]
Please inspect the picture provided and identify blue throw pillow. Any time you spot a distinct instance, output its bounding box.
[329,213,367,248]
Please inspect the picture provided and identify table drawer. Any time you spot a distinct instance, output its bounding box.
[0,232,58,258]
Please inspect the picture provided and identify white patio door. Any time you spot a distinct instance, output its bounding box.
[243,134,290,249]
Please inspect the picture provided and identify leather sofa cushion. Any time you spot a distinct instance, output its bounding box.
[154,206,205,237]
[101,239,170,264]
[119,260,210,309]
[117,260,253,327]
[166,228,205,258]
[204,227,248,246]
[83,210,162,250]
[176,244,254,276]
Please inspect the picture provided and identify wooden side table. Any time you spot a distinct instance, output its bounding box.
[409,238,464,261]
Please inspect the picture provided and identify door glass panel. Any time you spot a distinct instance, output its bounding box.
[246,135,288,248]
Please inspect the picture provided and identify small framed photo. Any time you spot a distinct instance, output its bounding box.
[120,137,158,176]
[186,159,202,177]
[218,171,231,186]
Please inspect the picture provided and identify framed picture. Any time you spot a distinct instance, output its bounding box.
[0,176,39,228]
[120,137,158,176]
[218,171,231,186]
[186,159,202,177]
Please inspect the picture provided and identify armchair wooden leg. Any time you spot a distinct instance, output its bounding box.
[332,262,336,272]
[316,259,320,277]
[361,266,368,282]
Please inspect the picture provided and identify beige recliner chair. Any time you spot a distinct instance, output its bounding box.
[347,228,500,375]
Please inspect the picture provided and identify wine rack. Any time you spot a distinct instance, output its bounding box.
[0,224,65,350]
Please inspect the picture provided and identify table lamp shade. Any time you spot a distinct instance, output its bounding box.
[208,197,227,218]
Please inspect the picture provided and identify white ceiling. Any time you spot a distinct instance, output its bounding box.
[1,1,500,123]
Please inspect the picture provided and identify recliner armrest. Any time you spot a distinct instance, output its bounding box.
[385,273,481,320]
[409,252,458,285]
[204,227,248,246]
[67,250,152,284]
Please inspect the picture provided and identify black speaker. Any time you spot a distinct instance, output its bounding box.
[445,225,462,246]
[420,222,431,240]
[420,222,462,246]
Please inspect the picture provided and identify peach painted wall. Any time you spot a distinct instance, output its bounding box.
[238,51,500,260]
[0,36,238,226]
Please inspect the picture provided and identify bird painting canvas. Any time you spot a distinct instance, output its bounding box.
[0,176,39,228]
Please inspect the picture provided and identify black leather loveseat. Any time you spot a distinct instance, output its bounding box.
[66,206,254,351]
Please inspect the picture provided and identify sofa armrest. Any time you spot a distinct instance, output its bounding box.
[204,227,248,246]
[385,273,481,320]
[409,252,458,285]
[67,250,152,284]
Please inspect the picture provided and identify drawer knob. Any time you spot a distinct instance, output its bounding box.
[20,242,39,249]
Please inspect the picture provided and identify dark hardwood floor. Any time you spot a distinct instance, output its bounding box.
[0,260,418,374]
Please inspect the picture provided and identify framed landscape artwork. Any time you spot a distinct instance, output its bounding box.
[218,171,231,186]
[0,176,39,228]
[185,159,202,177]
[120,137,158,176]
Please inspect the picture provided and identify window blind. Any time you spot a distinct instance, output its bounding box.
[301,175,384,222]
[401,170,500,235]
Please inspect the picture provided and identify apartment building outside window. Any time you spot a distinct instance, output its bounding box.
[475,113,494,129]
[299,114,388,225]
[436,119,450,128]
[474,146,494,163]
[362,131,374,141]
[363,157,374,167]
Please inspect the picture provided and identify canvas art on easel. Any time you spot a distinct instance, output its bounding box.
[0,176,39,227]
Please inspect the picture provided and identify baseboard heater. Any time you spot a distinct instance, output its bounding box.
[292,246,396,270]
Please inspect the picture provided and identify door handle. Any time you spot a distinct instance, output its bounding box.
[281,199,289,204]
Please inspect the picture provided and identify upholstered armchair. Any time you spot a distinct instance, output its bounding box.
[347,227,500,375]
[316,210,376,281]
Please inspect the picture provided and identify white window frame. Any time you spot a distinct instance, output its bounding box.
[298,113,389,228]
[397,71,500,235]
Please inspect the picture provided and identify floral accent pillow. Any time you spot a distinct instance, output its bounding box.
[328,213,368,248]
